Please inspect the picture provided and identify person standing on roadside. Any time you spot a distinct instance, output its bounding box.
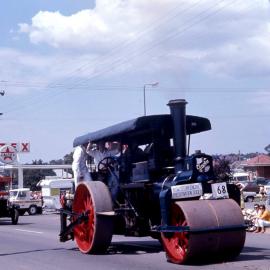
[72,143,92,188]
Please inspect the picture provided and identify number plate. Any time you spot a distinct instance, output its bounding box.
[171,183,203,199]
[211,182,229,199]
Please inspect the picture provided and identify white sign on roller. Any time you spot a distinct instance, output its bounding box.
[171,183,203,199]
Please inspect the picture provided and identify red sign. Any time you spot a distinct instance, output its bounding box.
[21,142,30,152]
[0,142,30,153]
[0,145,17,164]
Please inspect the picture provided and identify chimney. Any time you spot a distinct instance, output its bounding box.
[167,99,187,173]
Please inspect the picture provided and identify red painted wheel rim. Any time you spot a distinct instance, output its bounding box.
[161,203,189,264]
[73,184,95,253]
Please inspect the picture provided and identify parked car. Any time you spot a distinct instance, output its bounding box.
[233,172,250,182]
[255,177,270,186]
[243,191,256,202]
[9,188,43,215]
[242,182,260,193]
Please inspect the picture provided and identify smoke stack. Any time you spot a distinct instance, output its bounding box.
[167,99,187,172]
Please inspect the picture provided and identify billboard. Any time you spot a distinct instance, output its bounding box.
[0,142,30,153]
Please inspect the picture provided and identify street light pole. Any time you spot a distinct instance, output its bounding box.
[143,82,159,116]
[0,90,5,116]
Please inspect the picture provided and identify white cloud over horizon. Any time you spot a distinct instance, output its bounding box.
[1,0,270,161]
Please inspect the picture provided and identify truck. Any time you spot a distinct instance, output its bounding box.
[232,172,250,182]
[38,178,74,210]
[59,99,245,265]
[8,188,43,215]
[0,175,19,224]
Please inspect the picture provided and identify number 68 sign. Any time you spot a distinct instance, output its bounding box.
[211,182,229,199]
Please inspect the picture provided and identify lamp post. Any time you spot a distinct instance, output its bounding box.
[143,82,159,116]
[0,90,4,116]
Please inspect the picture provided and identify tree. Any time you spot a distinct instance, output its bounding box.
[213,157,231,182]
[24,159,56,190]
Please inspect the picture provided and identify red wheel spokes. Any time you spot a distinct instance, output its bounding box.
[73,184,95,253]
[162,204,189,264]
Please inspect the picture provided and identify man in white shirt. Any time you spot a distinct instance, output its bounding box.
[72,143,92,188]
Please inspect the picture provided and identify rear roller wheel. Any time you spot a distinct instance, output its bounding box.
[73,181,114,254]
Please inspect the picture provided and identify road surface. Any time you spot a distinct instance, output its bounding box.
[0,212,269,270]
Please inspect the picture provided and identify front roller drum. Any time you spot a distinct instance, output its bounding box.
[161,199,246,264]
[72,181,114,254]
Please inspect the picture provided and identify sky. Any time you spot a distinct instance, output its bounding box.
[0,0,270,163]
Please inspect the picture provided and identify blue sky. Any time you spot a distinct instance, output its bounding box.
[1,0,270,163]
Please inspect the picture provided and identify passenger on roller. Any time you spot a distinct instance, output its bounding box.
[87,141,120,170]
[72,143,92,188]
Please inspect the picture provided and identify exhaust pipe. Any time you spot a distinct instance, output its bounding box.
[167,99,187,173]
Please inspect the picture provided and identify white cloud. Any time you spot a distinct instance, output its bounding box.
[0,47,87,95]
[17,0,270,79]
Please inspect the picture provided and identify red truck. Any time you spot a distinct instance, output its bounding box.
[0,175,19,224]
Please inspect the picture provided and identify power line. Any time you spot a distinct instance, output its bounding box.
[2,80,270,92]
[2,0,246,114]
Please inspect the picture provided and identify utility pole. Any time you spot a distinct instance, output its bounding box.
[143,82,159,116]
[0,90,4,116]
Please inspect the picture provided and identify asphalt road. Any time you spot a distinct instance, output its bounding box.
[0,212,269,270]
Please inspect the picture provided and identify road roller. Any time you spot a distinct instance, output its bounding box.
[59,99,246,264]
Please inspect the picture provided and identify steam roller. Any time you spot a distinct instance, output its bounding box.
[161,199,246,264]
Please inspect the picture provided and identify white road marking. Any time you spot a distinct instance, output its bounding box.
[15,229,44,234]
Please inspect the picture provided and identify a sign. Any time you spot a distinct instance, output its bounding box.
[211,182,229,199]
[0,142,30,153]
[0,145,17,164]
[171,183,203,199]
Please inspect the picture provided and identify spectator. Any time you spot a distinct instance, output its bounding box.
[251,204,262,229]
[259,186,266,200]
[255,205,270,233]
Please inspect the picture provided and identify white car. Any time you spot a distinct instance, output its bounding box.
[243,191,257,202]
[9,188,43,215]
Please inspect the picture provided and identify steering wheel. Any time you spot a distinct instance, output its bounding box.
[97,156,120,201]
[98,156,119,173]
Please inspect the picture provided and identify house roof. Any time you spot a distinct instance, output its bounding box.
[243,154,270,167]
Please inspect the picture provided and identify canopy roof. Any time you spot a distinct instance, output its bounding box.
[73,114,211,147]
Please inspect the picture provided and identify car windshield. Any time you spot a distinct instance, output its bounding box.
[235,176,249,182]
[9,191,18,197]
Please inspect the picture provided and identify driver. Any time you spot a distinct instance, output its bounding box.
[87,141,120,170]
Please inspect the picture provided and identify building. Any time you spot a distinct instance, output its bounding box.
[242,154,270,179]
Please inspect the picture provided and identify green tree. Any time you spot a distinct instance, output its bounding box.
[213,158,231,182]
[24,159,56,190]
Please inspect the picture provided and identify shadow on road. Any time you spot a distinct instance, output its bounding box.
[108,240,163,255]
[0,248,65,257]
[0,219,34,226]
[68,240,163,255]
[236,246,270,262]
